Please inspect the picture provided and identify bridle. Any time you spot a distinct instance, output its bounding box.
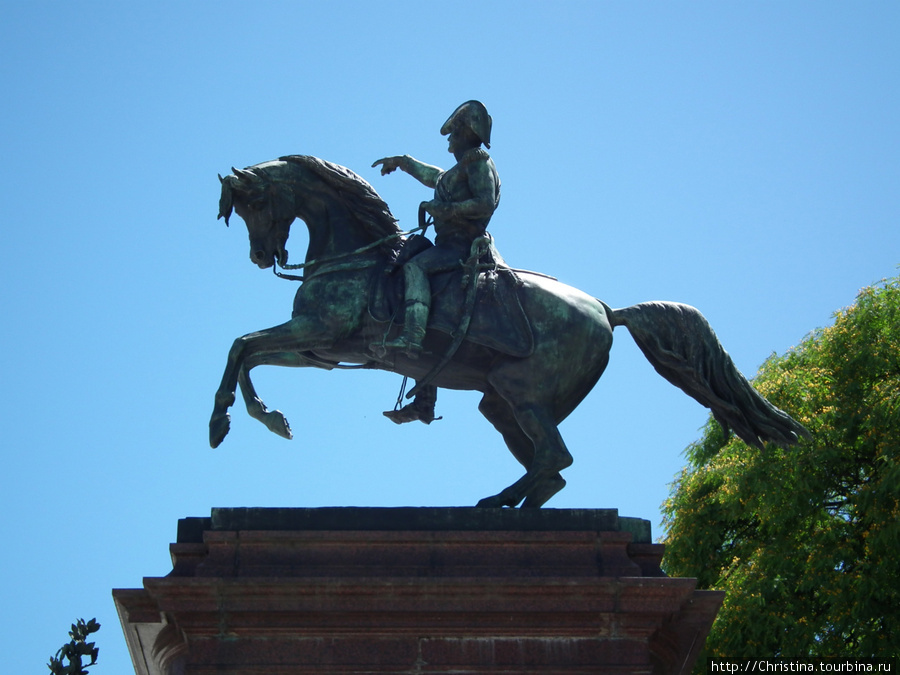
[273,205,433,282]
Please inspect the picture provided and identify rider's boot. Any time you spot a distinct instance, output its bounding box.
[383,385,439,425]
[383,299,428,358]
[381,264,430,359]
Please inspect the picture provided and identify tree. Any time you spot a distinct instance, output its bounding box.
[662,274,900,659]
[48,618,100,675]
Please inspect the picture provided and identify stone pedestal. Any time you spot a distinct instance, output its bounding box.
[114,508,721,674]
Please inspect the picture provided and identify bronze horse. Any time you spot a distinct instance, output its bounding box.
[211,155,807,508]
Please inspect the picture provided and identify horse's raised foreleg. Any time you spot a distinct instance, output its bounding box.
[477,392,566,508]
[236,352,320,441]
[210,319,332,448]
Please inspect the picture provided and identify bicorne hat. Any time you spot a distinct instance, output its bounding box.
[440,100,492,149]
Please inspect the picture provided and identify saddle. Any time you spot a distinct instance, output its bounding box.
[369,235,534,358]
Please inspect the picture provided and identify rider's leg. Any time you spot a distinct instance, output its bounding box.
[379,244,467,358]
[382,262,431,357]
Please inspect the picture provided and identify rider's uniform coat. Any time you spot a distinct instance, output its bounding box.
[414,147,501,271]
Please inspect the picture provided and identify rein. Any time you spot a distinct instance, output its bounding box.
[273,256,382,282]
[274,222,430,282]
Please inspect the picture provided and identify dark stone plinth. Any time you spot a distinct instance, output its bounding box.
[114,508,722,674]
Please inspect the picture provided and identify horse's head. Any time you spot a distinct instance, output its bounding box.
[218,164,295,269]
[220,156,403,271]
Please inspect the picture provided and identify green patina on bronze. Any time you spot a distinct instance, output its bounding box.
[211,102,808,508]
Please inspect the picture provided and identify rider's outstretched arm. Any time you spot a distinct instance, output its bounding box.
[372,155,442,188]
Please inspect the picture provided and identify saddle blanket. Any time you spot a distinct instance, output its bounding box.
[369,262,535,358]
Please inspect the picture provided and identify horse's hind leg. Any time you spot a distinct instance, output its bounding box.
[478,392,566,508]
[478,394,572,507]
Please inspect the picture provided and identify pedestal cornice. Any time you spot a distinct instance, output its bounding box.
[114,507,721,675]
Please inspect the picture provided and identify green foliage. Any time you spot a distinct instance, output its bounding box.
[47,618,100,675]
[662,274,900,660]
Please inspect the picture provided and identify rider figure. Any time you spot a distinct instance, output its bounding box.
[372,100,501,358]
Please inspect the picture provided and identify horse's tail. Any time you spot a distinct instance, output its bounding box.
[601,300,809,449]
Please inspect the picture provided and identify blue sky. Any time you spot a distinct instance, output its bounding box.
[2,2,898,671]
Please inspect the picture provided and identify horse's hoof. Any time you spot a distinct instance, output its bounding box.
[522,476,567,508]
[476,496,504,508]
[210,413,231,448]
[265,411,293,440]
[476,493,522,508]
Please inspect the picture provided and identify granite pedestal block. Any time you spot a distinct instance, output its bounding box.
[114,508,721,674]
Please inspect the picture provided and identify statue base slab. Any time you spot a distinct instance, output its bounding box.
[113,507,721,674]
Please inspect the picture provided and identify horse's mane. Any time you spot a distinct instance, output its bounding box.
[278,155,401,245]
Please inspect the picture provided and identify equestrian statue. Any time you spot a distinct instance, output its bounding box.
[210,100,808,508]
